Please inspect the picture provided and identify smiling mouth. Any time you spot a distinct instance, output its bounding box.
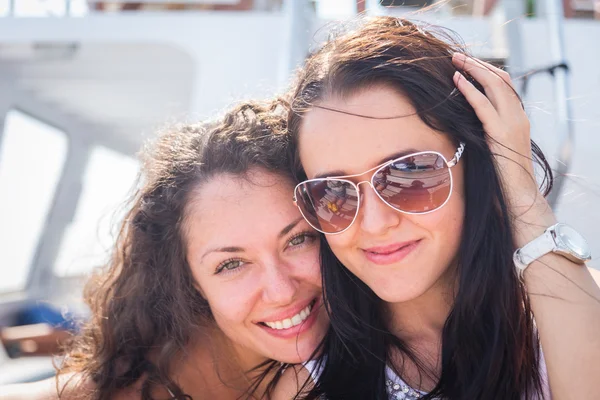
[367,245,409,255]
[363,240,421,265]
[259,300,316,330]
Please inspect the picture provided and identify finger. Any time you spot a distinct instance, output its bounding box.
[452,53,504,109]
[473,58,515,90]
[452,53,519,112]
[453,71,501,128]
[452,53,512,89]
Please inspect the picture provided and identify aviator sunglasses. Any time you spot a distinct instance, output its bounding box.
[293,143,465,234]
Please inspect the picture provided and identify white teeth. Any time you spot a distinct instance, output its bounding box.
[263,303,313,330]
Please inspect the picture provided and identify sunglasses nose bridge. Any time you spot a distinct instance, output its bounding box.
[355,180,373,196]
[355,180,379,206]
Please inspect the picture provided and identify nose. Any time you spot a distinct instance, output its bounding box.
[261,258,298,305]
[356,181,401,235]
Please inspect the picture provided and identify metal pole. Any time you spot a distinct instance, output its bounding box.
[541,0,573,207]
[503,0,527,77]
[277,0,313,88]
[365,0,386,15]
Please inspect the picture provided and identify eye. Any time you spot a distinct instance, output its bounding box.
[290,235,307,246]
[215,259,245,274]
[288,232,317,248]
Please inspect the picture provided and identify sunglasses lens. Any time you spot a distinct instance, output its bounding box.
[295,180,359,234]
[374,153,451,213]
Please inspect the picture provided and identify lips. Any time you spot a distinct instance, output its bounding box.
[262,302,314,330]
[256,298,321,339]
[363,240,421,265]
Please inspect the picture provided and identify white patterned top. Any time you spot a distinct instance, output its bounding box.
[384,366,427,400]
[302,359,427,399]
[304,350,550,400]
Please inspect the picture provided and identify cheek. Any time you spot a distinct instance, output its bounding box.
[286,242,324,288]
[420,175,465,229]
[299,248,324,286]
[324,229,361,270]
[197,277,260,335]
[416,200,464,242]
[447,165,466,231]
[325,232,351,249]
[419,169,465,252]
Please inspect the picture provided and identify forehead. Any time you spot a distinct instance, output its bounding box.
[298,86,452,178]
[184,170,298,252]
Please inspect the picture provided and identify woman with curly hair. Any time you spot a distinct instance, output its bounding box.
[1,100,329,400]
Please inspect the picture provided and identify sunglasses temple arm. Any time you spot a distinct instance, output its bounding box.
[448,142,466,167]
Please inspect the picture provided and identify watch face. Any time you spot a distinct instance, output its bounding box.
[555,224,592,260]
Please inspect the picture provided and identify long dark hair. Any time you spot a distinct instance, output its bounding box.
[58,100,293,400]
[288,17,553,400]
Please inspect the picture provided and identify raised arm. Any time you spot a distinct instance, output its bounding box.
[452,52,600,399]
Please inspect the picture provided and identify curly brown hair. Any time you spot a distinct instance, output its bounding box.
[58,99,292,400]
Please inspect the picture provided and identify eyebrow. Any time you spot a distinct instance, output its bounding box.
[199,217,304,262]
[278,217,303,238]
[314,148,420,179]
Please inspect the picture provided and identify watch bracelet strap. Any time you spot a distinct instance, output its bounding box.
[513,229,556,273]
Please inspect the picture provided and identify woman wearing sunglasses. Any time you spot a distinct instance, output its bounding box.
[285,17,600,399]
[1,101,329,400]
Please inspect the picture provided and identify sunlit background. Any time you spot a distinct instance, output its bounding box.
[0,0,599,385]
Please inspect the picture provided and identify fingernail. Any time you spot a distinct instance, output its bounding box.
[453,71,461,80]
[453,52,466,60]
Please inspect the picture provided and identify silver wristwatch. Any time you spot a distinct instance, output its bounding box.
[513,223,592,275]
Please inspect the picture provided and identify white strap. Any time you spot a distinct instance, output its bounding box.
[513,229,556,273]
[303,358,324,383]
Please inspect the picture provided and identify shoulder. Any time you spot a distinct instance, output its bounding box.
[0,373,92,400]
[0,372,154,400]
[270,364,315,400]
[0,379,58,400]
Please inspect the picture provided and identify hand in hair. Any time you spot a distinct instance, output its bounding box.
[452,52,600,400]
[451,53,543,213]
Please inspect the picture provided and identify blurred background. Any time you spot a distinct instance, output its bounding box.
[0,0,599,386]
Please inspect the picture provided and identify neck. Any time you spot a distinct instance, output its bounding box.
[174,326,273,398]
[386,266,456,346]
[384,267,456,389]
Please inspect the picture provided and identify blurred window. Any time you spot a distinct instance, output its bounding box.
[0,110,68,293]
[317,0,356,18]
[0,0,89,17]
[53,146,139,277]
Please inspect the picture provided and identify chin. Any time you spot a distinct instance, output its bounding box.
[288,336,325,363]
[372,283,428,304]
[275,349,310,364]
